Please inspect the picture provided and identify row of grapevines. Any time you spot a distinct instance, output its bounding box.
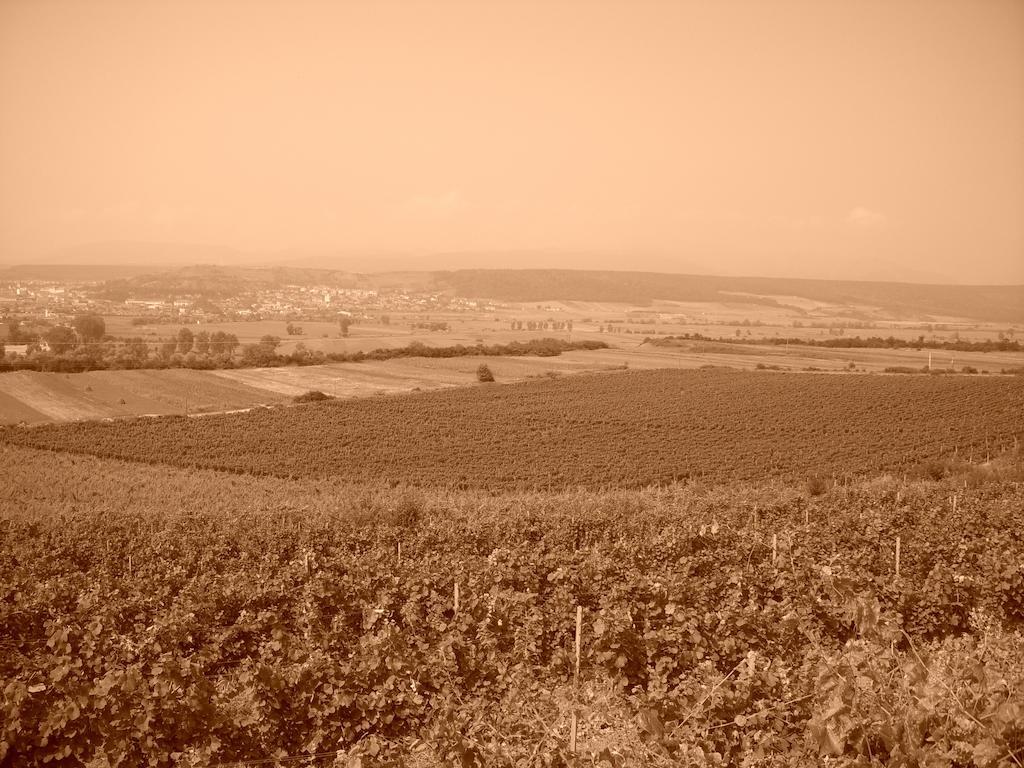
[3,369,1022,489]
[2,445,1023,765]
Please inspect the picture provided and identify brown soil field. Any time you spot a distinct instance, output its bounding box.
[210,354,613,398]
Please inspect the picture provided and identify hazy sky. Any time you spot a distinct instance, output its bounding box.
[1,0,1022,283]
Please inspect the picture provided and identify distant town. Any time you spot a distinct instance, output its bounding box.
[0,270,509,362]
[0,274,499,326]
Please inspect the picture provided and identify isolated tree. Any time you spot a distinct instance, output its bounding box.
[210,331,240,355]
[242,337,281,366]
[476,363,495,383]
[45,325,77,354]
[177,327,194,354]
[74,314,106,342]
[126,337,150,361]
[339,317,352,337]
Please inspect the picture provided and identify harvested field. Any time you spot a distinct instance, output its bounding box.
[0,353,621,424]
[0,369,288,423]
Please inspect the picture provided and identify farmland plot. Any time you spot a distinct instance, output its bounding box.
[5,369,1022,488]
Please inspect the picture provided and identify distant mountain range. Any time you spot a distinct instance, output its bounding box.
[4,239,995,284]
[434,270,1024,324]
[0,241,485,274]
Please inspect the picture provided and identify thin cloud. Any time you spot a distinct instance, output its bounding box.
[767,214,826,232]
[405,190,466,220]
[847,207,887,229]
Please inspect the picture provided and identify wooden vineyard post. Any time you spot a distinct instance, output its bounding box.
[397,541,401,567]
[771,534,778,568]
[454,582,460,617]
[570,605,582,754]
[895,536,901,579]
[304,552,311,577]
[952,495,957,515]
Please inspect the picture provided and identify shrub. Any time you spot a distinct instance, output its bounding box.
[387,490,424,528]
[911,458,956,481]
[476,364,495,383]
[806,474,828,496]
[293,390,333,403]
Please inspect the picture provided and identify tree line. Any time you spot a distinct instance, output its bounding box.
[1,319,607,373]
[647,332,1022,353]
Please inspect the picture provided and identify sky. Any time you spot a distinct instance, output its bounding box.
[1,0,1022,283]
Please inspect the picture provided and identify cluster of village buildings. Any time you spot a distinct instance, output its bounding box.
[0,277,501,355]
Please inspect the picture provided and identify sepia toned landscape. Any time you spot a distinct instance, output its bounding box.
[2,0,1024,766]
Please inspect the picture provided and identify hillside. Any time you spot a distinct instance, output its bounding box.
[0,264,172,282]
[436,269,1024,323]
[90,264,368,299]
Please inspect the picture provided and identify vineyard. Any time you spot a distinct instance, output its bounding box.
[2,444,1023,766]
[3,369,1023,489]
